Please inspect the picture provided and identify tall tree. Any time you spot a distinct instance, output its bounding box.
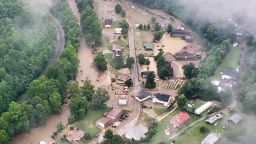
[115,4,122,14]
[94,52,108,72]
[145,73,156,89]
[49,92,62,114]
[183,63,199,79]
[81,79,95,101]
[69,96,88,120]
[91,88,110,109]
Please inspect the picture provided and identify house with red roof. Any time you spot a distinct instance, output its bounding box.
[171,112,190,128]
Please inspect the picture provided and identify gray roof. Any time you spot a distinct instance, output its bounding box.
[154,93,170,102]
[201,133,220,144]
[221,67,238,78]
[228,114,242,124]
[144,42,154,49]
[137,90,151,100]
[125,124,148,141]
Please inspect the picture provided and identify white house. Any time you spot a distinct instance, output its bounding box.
[201,133,221,144]
[195,102,213,115]
[136,90,152,102]
[152,93,172,107]
[115,28,122,34]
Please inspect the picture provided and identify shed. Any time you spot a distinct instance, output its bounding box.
[106,108,123,120]
[118,99,128,106]
[66,130,85,143]
[228,114,242,124]
[40,137,55,144]
[144,42,154,50]
[201,133,221,144]
[115,28,122,34]
[104,19,113,28]
[136,90,152,102]
[194,102,213,115]
[141,71,155,78]
[171,112,190,128]
[96,117,112,128]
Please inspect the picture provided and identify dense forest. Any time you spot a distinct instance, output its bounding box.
[0,0,81,143]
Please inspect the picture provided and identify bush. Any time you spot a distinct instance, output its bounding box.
[84,133,92,140]
[200,126,209,134]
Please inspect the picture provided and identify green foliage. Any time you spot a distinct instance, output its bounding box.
[76,0,93,12]
[137,54,150,65]
[126,57,135,68]
[81,6,102,48]
[153,31,164,41]
[119,21,129,38]
[121,10,126,17]
[114,57,125,70]
[56,122,65,133]
[147,24,151,30]
[139,24,143,30]
[156,52,173,79]
[69,96,88,120]
[141,122,158,142]
[81,79,95,101]
[167,24,172,33]
[115,4,123,14]
[0,130,10,144]
[176,95,188,110]
[103,130,125,144]
[154,23,161,31]
[200,126,209,134]
[49,92,62,114]
[90,88,110,109]
[125,79,133,87]
[145,73,156,89]
[94,52,108,71]
[183,63,199,79]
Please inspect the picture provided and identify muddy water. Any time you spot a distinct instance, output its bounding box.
[11,104,70,144]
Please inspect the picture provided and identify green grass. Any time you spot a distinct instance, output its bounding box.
[175,121,223,144]
[151,109,179,143]
[214,47,241,79]
[104,53,114,66]
[154,108,167,115]
[113,39,129,49]
[75,107,110,136]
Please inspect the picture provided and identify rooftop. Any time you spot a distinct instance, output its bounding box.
[201,133,220,144]
[136,90,151,101]
[106,108,123,120]
[66,129,84,143]
[171,112,190,127]
[104,18,113,25]
[228,114,242,124]
[153,93,171,102]
[144,42,154,49]
[40,137,55,144]
[221,67,238,78]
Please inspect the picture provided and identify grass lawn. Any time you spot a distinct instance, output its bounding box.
[113,39,129,49]
[153,108,167,115]
[75,107,110,136]
[175,121,223,144]
[104,53,114,66]
[214,47,241,79]
[151,109,179,144]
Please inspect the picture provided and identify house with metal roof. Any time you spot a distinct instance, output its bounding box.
[201,133,221,144]
[152,93,172,107]
[144,42,154,50]
[136,90,152,102]
[228,114,242,124]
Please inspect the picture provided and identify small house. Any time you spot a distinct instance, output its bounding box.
[144,42,154,50]
[40,137,55,144]
[220,67,238,80]
[135,90,152,102]
[96,117,112,128]
[104,18,113,28]
[66,129,85,143]
[174,51,197,61]
[170,29,192,40]
[206,113,223,124]
[194,102,213,115]
[106,108,123,120]
[115,28,122,34]
[141,71,155,78]
[228,114,242,124]
[152,93,172,107]
[117,73,131,82]
[171,112,190,128]
[201,133,221,144]
[118,99,128,106]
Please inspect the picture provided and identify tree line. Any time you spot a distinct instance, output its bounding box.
[0,0,82,143]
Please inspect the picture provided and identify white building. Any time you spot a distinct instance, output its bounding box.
[201,133,221,144]
[115,28,122,34]
[195,102,213,115]
[152,93,172,107]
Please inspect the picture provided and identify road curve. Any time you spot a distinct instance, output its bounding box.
[43,13,65,74]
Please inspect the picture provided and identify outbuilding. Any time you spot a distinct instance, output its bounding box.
[194,102,213,115]
[106,108,123,120]
[96,117,112,128]
[201,133,221,144]
[171,112,190,128]
[228,114,242,124]
[136,90,152,102]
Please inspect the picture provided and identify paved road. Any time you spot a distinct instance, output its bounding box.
[43,13,65,74]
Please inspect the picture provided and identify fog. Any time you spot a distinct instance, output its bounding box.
[179,0,256,33]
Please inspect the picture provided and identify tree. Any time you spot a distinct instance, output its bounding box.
[126,57,135,68]
[125,79,133,87]
[69,96,88,120]
[145,73,156,89]
[0,130,9,144]
[137,54,147,65]
[56,122,64,133]
[49,92,62,113]
[70,81,81,97]
[81,79,95,101]
[121,10,126,17]
[153,31,164,41]
[94,52,108,71]
[143,25,147,30]
[91,88,110,109]
[147,24,151,30]
[176,95,188,110]
[115,4,122,14]
[183,63,199,79]
[138,24,143,30]
[102,130,124,144]
[114,57,124,69]
[167,24,172,33]
[154,23,161,31]
[200,126,209,134]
